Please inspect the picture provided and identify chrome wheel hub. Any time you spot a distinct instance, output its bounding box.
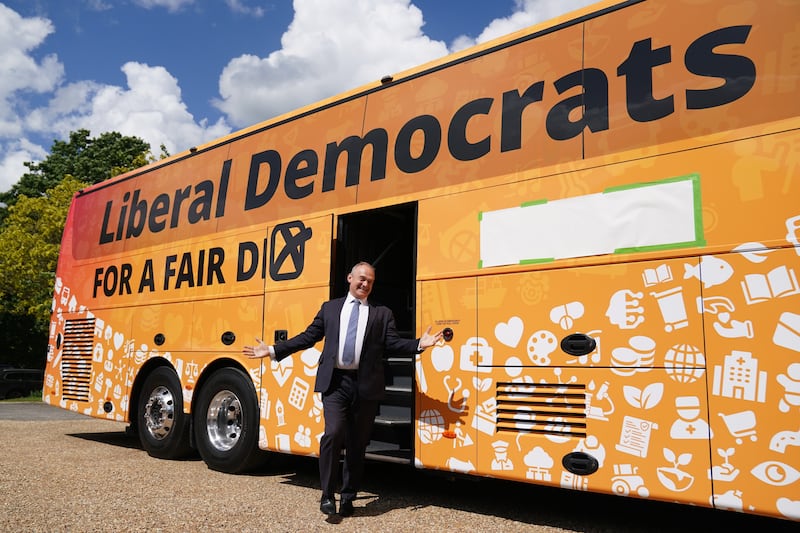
[206,389,243,452]
[143,385,175,440]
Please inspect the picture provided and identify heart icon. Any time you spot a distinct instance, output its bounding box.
[495,317,523,348]
[113,332,124,350]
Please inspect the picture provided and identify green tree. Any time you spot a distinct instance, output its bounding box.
[0,176,86,368]
[0,129,151,211]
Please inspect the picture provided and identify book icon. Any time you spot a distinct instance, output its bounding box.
[643,264,673,287]
[740,265,799,304]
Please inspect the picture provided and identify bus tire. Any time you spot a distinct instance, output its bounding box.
[193,367,265,474]
[137,366,192,459]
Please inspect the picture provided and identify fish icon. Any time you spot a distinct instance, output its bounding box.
[683,256,734,288]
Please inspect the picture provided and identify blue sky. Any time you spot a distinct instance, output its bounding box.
[0,0,596,192]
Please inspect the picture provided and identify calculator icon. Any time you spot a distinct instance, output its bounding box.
[288,377,309,411]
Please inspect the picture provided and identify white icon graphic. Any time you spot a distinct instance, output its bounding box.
[616,415,658,458]
[524,446,553,481]
[769,427,800,454]
[293,424,312,448]
[259,425,268,448]
[774,312,800,353]
[299,348,320,376]
[606,289,645,329]
[526,330,557,366]
[307,393,322,423]
[491,440,513,471]
[612,464,649,497]
[657,447,694,492]
[471,397,497,435]
[650,286,689,332]
[642,263,673,287]
[718,410,757,444]
[698,296,753,339]
[184,361,199,384]
[446,457,475,473]
[504,356,523,379]
[550,302,584,330]
[431,343,454,372]
[586,380,615,420]
[259,388,271,420]
[544,416,572,443]
[271,356,293,387]
[561,471,589,490]
[275,433,290,452]
[444,376,470,414]
[777,497,800,520]
[452,421,473,448]
[275,399,285,426]
[670,396,712,439]
[574,435,605,467]
[459,337,493,373]
[611,336,655,376]
[785,214,800,255]
[777,363,800,412]
[664,344,706,383]
[712,351,767,402]
[708,447,739,482]
[712,489,743,512]
[733,241,775,263]
[684,255,734,289]
[622,382,663,410]
[473,376,492,392]
[751,461,800,486]
[418,409,445,444]
[741,265,800,304]
[495,316,524,347]
[287,377,309,411]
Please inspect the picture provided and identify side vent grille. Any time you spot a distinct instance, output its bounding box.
[495,381,587,439]
[61,318,95,401]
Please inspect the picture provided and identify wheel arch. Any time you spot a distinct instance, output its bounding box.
[128,357,176,431]
[191,357,257,417]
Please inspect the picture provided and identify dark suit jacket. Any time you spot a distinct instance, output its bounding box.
[273,296,420,400]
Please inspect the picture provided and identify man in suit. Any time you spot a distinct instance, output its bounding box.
[244,262,441,517]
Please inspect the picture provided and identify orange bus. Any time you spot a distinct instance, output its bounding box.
[44,0,799,521]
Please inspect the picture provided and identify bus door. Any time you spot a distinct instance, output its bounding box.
[335,202,418,463]
[257,214,333,454]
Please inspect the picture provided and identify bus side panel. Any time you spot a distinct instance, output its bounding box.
[416,277,478,472]
[470,260,712,507]
[257,285,330,455]
[705,248,800,520]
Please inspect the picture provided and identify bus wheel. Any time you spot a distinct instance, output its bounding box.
[193,367,265,473]
[137,366,192,459]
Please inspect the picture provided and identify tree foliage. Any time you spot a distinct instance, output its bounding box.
[0,176,87,326]
[0,129,150,209]
[0,129,160,368]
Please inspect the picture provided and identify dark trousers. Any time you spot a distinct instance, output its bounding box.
[319,370,379,502]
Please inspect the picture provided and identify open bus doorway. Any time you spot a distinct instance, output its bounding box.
[333,202,418,462]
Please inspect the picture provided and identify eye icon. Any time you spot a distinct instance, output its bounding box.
[751,461,800,486]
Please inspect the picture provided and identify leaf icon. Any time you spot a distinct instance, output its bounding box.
[678,453,692,466]
[623,385,643,407]
[664,447,676,463]
[640,383,664,410]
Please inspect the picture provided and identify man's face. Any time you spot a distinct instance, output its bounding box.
[347,265,375,300]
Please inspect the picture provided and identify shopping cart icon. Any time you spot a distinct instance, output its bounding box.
[718,410,757,444]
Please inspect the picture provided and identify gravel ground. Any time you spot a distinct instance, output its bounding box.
[1,402,796,533]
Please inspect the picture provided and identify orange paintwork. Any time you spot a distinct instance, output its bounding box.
[44,0,799,522]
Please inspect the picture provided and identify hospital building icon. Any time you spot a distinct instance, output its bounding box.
[711,350,767,403]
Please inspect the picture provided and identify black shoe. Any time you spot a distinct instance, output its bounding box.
[320,498,336,515]
[339,499,354,517]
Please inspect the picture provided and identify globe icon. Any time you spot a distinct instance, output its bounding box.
[418,409,444,444]
[664,344,706,383]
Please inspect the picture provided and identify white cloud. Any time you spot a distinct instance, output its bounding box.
[225,0,265,17]
[0,138,47,192]
[452,0,597,50]
[214,0,449,127]
[28,62,231,157]
[132,0,194,12]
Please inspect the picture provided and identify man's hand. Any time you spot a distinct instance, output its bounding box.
[419,326,443,350]
[243,338,271,359]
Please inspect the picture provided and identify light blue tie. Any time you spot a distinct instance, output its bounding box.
[342,299,360,366]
